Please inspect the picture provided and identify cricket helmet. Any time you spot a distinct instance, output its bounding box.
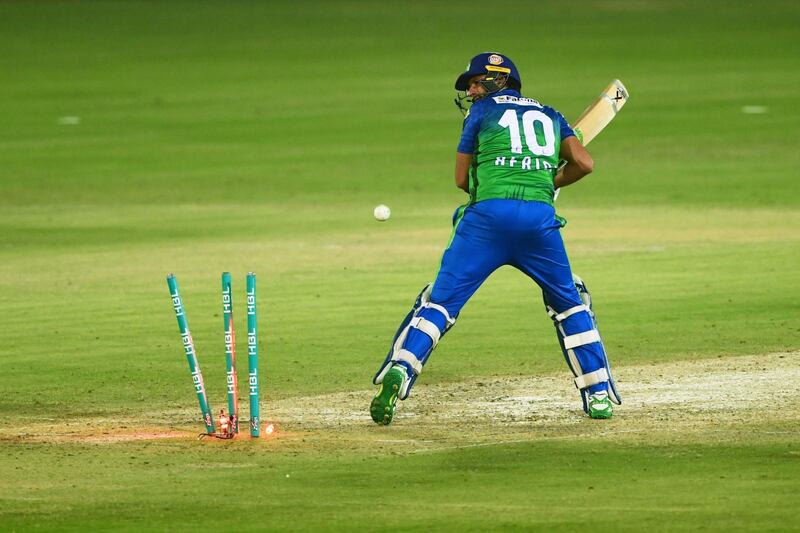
[454,52,521,92]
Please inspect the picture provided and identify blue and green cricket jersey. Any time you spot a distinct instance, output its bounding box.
[457,89,575,205]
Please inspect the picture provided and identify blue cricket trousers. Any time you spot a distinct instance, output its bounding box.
[403,198,608,391]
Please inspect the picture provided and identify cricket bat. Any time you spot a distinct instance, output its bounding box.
[554,79,629,200]
[572,79,629,145]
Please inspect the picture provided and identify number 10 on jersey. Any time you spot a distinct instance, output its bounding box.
[498,110,556,156]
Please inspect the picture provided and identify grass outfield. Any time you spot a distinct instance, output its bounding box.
[1,0,799,530]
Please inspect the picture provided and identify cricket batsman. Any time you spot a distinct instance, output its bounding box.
[371,52,621,424]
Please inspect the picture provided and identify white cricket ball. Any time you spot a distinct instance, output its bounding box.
[373,204,391,221]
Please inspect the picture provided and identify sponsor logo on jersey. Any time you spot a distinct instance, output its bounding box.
[488,54,504,65]
[491,95,542,107]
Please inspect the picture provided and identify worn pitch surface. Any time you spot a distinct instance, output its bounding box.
[6,352,797,452]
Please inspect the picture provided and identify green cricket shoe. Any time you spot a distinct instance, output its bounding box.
[370,366,405,425]
[587,391,613,419]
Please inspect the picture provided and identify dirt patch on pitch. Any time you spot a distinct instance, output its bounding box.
[268,351,800,453]
[0,426,191,444]
[74,431,187,443]
[4,352,798,450]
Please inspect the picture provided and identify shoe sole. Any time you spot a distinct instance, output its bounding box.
[370,369,403,425]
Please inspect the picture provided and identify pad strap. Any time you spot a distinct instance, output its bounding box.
[410,316,441,344]
[394,349,423,375]
[548,305,590,322]
[563,329,601,350]
[423,302,456,325]
[574,367,609,390]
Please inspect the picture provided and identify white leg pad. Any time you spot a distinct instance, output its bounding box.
[543,273,622,412]
[374,284,459,400]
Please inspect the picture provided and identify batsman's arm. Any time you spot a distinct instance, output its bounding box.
[553,136,593,189]
[455,152,472,192]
